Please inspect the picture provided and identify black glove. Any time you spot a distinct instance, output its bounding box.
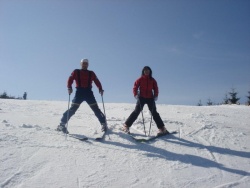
[68,88,73,95]
[99,89,104,96]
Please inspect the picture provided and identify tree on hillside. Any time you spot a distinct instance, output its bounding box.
[0,91,21,99]
[246,91,250,106]
[228,88,240,104]
[207,98,213,106]
[0,92,8,99]
[197,100,202,106]
[223,94,229,104]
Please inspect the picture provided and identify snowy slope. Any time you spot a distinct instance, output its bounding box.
[0,99,250,188]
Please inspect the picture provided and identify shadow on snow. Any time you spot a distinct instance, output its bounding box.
[103,131,250,176]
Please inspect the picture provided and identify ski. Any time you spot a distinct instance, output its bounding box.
[68,134,88,141]
[128,131,178,142]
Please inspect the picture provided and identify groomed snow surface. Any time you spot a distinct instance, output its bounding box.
[0,99,250,188]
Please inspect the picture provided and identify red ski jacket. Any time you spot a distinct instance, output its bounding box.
[67,69,103,91]
[133,75,159,98]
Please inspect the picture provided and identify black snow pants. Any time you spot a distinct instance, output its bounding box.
[125,97,164,129]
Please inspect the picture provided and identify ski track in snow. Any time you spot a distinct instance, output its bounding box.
[1,148,48,188]
[0,100,250,188]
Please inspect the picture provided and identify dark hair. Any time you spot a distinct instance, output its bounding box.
[141,66,152,79]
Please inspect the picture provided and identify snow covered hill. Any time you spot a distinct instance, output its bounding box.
[0,99,250,188]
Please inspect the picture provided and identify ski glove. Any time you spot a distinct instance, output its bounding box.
[68,88,73,95]
[134,95,139,100]
[154,97,158,101]
[99,89,104,96]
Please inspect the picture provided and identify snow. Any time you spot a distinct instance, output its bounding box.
[0,99,250,188]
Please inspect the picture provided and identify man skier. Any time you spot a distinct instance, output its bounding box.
[57,58,107,134]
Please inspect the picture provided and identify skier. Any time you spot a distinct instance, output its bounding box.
[57,58,107,134]
[122,66,169,136]
[23,92,27,100]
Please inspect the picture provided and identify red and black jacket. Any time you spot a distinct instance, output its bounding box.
[133,75,159,98]
[67,69,103,91]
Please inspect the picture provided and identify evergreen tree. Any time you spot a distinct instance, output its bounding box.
[228,88,240,104]
[246,91,250,106]
[197,100,202,106]
[207,98,213,106]
[0,91,19,99]
[0,92,8,99]
[223,94,229,104]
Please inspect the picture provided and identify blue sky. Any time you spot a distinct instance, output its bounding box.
[0,0,249,105]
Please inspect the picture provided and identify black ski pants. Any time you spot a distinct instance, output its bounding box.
[61,88,106,125]
[125,97,165,129]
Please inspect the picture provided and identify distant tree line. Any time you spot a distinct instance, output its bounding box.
[198,88,250,106]
[0,91,27,100]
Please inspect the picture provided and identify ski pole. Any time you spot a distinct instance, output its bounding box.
[138,97,146,136]
[101,94,110,139]
[148,100,155,136]
[101,95,106,118]
[101,94,109,128]
[65,94,71,137]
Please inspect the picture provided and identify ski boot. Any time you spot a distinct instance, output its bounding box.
[101,123,108,132]
[122,124,130,134]
[56,123,69,134]
[157,127,169,136]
